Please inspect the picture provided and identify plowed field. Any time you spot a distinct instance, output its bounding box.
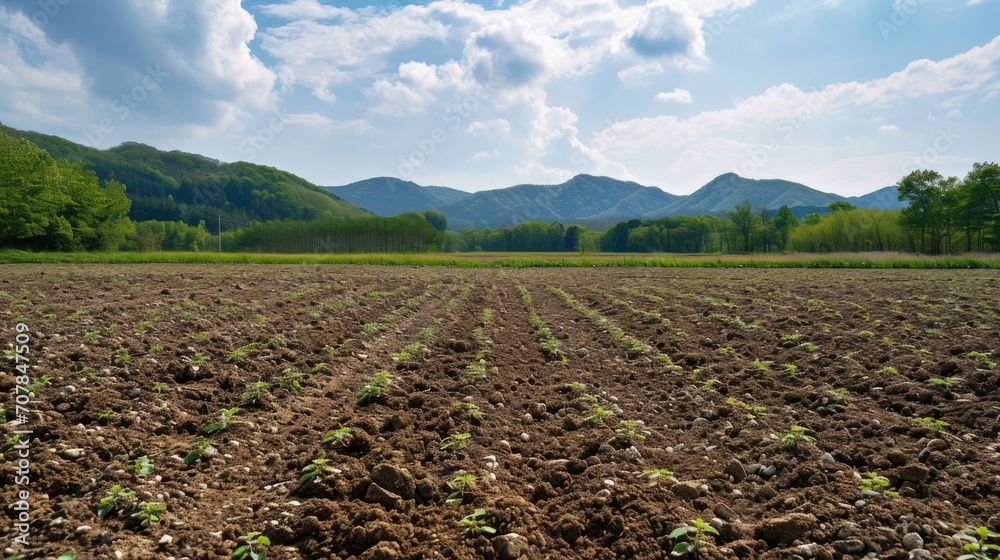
[1,265,998,560]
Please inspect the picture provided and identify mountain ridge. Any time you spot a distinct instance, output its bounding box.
[327,173,905,228]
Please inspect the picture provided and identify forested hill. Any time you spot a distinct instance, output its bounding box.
[0,124,369,229]
[329,173,905,229]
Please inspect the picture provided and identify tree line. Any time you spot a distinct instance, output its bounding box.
[3,126,996,255]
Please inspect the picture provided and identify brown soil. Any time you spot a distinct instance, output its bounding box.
[1,264,998,560]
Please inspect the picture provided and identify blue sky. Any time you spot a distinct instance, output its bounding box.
[1,0,998,196]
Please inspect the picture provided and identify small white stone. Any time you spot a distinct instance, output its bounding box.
[76,525,92,533]
[159,535,173,544]
[519,432,530,442]
[603,479,615,488]
[287,501,301,506]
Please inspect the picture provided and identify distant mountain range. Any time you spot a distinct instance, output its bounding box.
[1,124,369,227]
[328,173,905,229]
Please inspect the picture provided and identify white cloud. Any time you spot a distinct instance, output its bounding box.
[1,0,277,136]
[655,88,694,103]
[466,118,511,136]
[879,124,899,134]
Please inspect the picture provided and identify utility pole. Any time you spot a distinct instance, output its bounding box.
[218,213,222,252]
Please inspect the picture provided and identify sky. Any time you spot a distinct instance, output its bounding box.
[0,0,998,196]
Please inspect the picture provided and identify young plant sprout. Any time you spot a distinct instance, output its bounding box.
[440,432,471,451]
[97,485,136,518]
[457,508,495,536]
[670,518,719,557]
[446,471,476,505]
[232,532,271,560]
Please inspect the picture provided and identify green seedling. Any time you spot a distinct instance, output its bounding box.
[913,417,949,431]
[700,379,714,391]
[670,518,719,557]
[584,405,613,427]
[357,371,392,405]
[113,348,130,364]
[954,526,1000,560]
[322,427,352,445]
[927,376,960,398]
[136,321,154,333]
[57,552,75,560]
[184,437,214,465]
[968,351,997,370]
[124,455,155,477]
[858,471,898,498]
[84,331,100,343]
[310,363,327,374]
[453,401,482,421]
[97,485,136,518]
[0,409,5,423]
[440,432,471,451]
[881,366,898,375]
[97,409,119,422]
[569,382,586,391]
[857,330,875,340]
[253,315,266,326]
[776,425,815,447]
[192,353,211,367]
[25,375,51,393]
[783,364,798,378]
[465,363,488,380]
[232,531,271,560]
[152,382,166,393]
[131,502,166,528]
[457,508,495,536]
[299,458,338,485]
[241,381,268,405]
[204,407,241,434]
[147,344,164,356]
[196,331,211,341]
[278,370,304,394]
[446,471,476,505]
[615,420,646,441]
[642,469,675,484]
[798,342,819,352]
[752,359,771,372]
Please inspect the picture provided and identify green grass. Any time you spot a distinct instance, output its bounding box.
[2,250,998,269]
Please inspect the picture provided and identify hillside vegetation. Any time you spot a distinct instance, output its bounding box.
[1,124,369,229]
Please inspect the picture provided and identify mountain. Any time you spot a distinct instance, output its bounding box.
[423,185,472,205]
[649,173,843,217]
[328,178,471,215]
[327,172,900,229]
[436,175,679,229]
[0,124,369,227]
[848,186,906,210]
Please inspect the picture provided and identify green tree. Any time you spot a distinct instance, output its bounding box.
[897,169,944,254]
[0,131,133,250]
[725,201,758,253]
[772,205,799,251]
